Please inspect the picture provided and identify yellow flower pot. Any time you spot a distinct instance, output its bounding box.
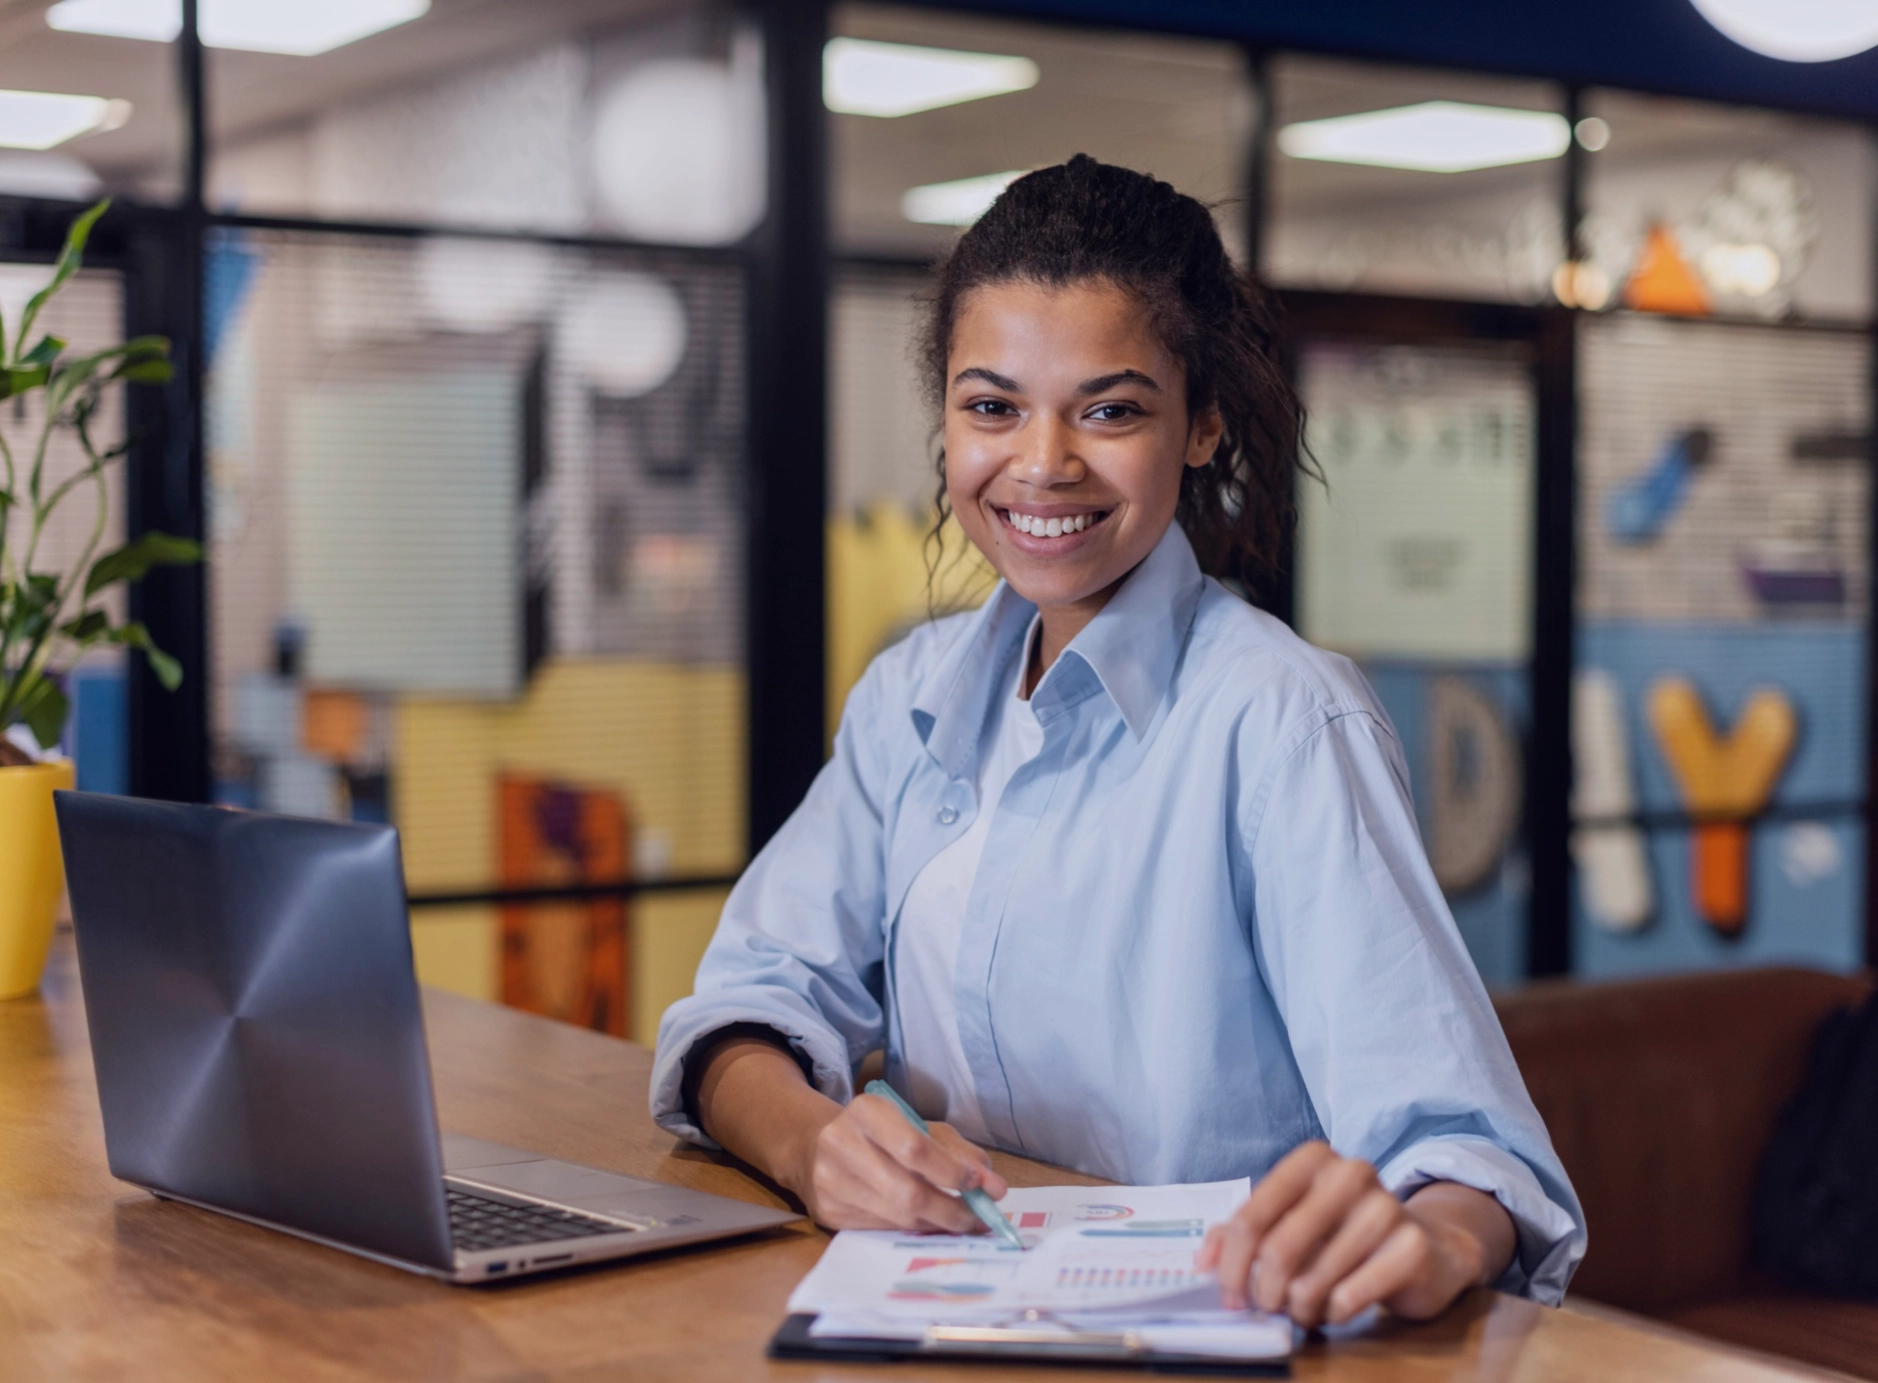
[0,759,77,1000]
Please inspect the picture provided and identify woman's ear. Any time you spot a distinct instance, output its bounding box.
[1185,406,1226,470]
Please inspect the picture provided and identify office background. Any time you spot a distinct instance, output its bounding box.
[1,0,1873,1044]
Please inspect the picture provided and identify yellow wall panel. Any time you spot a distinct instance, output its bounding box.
[827,506,992,740]
[411,905,498,1000]
[633,888,732,1048]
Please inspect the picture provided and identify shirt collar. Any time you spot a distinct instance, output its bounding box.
[910,522,1206,778]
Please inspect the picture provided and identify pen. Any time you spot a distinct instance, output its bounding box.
[863,1079,1026,1250]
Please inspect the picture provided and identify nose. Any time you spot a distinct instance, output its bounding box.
[1009,409,1086,488]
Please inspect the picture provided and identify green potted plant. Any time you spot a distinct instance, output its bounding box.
[0,199,200,998]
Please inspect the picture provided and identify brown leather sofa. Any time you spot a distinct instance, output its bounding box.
[1493,966,1877,1379]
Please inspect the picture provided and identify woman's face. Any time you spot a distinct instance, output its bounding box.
[943,278,1222,616]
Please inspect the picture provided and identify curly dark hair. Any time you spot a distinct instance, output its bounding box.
[921,154,1307,594]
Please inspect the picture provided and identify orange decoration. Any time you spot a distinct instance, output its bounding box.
[1624,223,1711,317]
[498,777,632,1036]
[301,688,369,762]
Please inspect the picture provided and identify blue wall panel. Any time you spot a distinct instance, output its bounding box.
[1574,620,1866,977]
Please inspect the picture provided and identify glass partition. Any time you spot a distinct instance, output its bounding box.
[831,3,1253,260]
[206,224,747,1043]
[1572,314,1870,977]
[206,3,765,244]
[1578,90,1873,323]
[1266,55,1566,304]
[0,11,184,203]
[1295,338,1538,983]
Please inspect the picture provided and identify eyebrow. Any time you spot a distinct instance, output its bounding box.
[952,367,1020,390]
[1078,369,1160,395]
[949,367,1162,394]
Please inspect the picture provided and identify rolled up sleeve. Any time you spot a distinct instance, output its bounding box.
[1379,1136,1585,1302]
[650,663,894,1146]
[1246,709,1587,1303]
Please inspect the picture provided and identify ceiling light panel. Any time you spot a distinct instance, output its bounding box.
[0,89,128,150]
[901,170,1024,226]
[48,0,431,57]
[825,38,1038,118]
[1279,101,1571,174]
[1690,0,1878,62]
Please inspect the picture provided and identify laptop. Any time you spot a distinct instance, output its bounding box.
[54,792,800,1283]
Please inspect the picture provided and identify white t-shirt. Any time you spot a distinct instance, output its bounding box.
[893,623,1045,1143]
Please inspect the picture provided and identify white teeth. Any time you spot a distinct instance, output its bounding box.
[1007,510,1099,536]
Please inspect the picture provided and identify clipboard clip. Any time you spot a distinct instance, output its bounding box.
[924,1308,1146,1358]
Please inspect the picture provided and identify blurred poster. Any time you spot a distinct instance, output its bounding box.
[1297,344,1534,661]
[499,777,632,1037]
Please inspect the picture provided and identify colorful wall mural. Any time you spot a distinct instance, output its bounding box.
[1572,315,1869,976]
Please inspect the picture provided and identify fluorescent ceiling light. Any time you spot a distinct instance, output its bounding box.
[0,89,129,150]
[1279,101,1570,174]
[825,37,1037,117]
[902,169,1024,226]
[47,0,430,56]
[1690,0,1878,62]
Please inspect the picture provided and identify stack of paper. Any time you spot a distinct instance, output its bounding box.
[788,1179,1292,1363]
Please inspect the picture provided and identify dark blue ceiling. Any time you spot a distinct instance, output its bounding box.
[938,0,1878,123]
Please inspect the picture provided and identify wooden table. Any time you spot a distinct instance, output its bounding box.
[1,934,1847,1382]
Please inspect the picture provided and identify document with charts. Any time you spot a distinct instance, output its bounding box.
[787,1179,1293,1361]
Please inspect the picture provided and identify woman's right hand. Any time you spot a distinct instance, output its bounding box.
[790,1090,1009,1234]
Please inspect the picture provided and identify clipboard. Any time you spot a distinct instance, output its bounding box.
[769,1313,1292,1374]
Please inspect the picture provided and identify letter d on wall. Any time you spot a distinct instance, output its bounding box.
[1427,676,1521,896]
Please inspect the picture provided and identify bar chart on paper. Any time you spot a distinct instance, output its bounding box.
[1054,1262,1198,1292]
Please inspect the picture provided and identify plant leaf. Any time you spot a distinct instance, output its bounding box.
[15,198,108,363]
[108,620,182,690]
[44,336,170,416]
[21,334,64,369]
[0,365,48,401]
[14,676,69,752]
[84,530,203,596]
[59,609,109,642]
[116,357,172,385]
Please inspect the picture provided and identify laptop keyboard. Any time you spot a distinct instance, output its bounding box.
[446,1186,630,1252]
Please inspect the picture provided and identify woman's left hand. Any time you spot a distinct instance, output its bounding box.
[1195,1141,1516,1328]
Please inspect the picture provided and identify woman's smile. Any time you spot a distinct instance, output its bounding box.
[991,502,1115,550]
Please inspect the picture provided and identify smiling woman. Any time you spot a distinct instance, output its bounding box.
[923,156,1302,621]
[656,155,1586,1331]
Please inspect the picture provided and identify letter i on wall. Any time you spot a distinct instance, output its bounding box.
[1646,679,1797,936]
[1572,670,1653,932]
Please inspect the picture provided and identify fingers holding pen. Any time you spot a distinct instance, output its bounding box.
[800,1093,1006,1234]
[807,1107,983,1233]
[850,1093,1004,1197]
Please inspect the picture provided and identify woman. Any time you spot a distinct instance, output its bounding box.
[652,155,1584,1327]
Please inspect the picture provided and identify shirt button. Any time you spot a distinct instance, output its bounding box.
[937,806,959,825]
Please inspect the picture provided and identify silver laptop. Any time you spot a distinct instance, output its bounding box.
[55,792,798,1283]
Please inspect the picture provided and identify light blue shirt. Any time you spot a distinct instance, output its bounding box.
[652,522,1586,1302]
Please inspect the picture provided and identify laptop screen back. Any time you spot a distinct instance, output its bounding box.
[56,794,455,1271]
